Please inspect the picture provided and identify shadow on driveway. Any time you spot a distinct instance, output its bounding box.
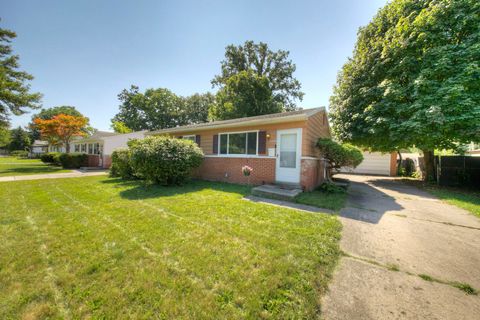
[339,177,404,224]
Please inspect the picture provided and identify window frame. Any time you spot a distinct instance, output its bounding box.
[182,135,196,142]
[218,130,259,157]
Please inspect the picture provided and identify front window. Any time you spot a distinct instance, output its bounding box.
[74,144,80,152]
[182,135,196,142]
[219,131,257,155]
[88,143,93,154]
[81,144,86,153]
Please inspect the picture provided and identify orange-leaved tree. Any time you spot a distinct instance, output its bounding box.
[33,114,88,153]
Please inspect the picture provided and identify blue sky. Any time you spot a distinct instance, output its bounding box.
[1,0,387,131]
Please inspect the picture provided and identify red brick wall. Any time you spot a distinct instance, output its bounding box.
[103,155,112,169]
[193,157,276,185]
[390,152,397,176]
[87,155,100,167]
[300,158,327,191]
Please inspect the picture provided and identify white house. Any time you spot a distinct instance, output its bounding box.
[71,130,147,167]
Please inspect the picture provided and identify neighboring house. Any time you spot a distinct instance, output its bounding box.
[147,107,330,191]
[30,140,49,155]
[467,142,480,157]
[72,130,147,167]
[341,151,397,176]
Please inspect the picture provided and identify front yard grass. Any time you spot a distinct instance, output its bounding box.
[295,190,348,212]
[0,156,70,177]
[425,186,480,219]
[0,176,341,319]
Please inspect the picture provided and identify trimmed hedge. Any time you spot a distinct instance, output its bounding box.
[128,136,204,185]
[10,150,28,158]
[41,152,61,164]
[110,149,133,179]
[316,138,363,171]
[58,153,88,169]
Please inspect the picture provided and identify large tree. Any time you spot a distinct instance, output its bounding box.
[0,125,10,148]
[29,105,86,140]
[112,86,213,131]
[7,126,30,151]
[329,0,480,180]
[0,24,42,127]
[34,114,88,153]
[183,92,215,124]
[212,41,304,111]
[210,70,282,120]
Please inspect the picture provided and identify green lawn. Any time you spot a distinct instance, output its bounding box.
[0,156,70,177]
[295,190,348,212]
[426,186,480,219]
[0,176,341,319]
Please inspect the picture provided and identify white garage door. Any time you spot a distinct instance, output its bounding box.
[341,152,392,176]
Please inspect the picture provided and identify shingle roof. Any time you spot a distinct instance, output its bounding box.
[32,140,49,146]
[148,107,325,135]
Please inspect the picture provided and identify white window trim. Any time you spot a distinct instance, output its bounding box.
[183,135,196,141]
[218,130,259,156]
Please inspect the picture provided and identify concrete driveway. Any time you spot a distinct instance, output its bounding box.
[322,174,480,320]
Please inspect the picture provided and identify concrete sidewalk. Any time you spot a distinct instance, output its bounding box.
[0,170,108,182]
[322,174,480,320]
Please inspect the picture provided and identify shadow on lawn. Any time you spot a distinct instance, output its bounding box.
[0,165,65,175]
[100,178,251,200]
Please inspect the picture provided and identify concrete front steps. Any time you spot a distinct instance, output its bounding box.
[251,184,302,201]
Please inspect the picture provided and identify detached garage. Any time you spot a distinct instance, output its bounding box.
[341,152,397,176]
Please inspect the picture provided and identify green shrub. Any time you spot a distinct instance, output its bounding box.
[316,138,363,172]
[318,182,347,194]
[41,152,61,164]
[110,149,134,179]
[58,153,88,169]
[10,150,28,158]
[129,136,204,185]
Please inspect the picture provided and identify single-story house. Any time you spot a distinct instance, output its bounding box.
[30,140,49,155]
[341,151,397,176]
[71,130,147,167]
[467,142,480,157]
[147,107,331,191]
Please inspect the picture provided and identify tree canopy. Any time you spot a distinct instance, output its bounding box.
[329,0,480,178]
[212,41,303,111]
[29,106,87,140]
[111,121,133,134]
[209,70,282,120]
[0,24,42,127]
[7,126,30,151]
[111,86,214,131]
[34,114,88,153]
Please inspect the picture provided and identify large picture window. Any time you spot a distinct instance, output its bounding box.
[219,131,257,155]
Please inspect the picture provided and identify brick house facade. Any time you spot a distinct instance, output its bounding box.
[149,107,331,191]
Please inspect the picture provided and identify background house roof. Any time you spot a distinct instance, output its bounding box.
[148,107,326,135]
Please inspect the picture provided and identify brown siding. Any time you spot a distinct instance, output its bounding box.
[170,121,308,156]
[303,110,331,157]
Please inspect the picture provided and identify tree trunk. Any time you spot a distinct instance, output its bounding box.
[422,149,435,182]
[65,141,70,153]
[397,150,402,175]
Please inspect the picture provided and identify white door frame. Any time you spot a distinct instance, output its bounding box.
[275,128,302,184]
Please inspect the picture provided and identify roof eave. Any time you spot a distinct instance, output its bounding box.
[146,114,309,135]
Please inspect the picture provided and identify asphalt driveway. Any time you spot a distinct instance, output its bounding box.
[322,174,480,320]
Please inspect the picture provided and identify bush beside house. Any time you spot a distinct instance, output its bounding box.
[40,152,61,164]
[10,150,29,158]
[58,153,88,169]
[110,149,134,179]
[40,152,87,169]
[111,136,204,185]
[316,138,363,174]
